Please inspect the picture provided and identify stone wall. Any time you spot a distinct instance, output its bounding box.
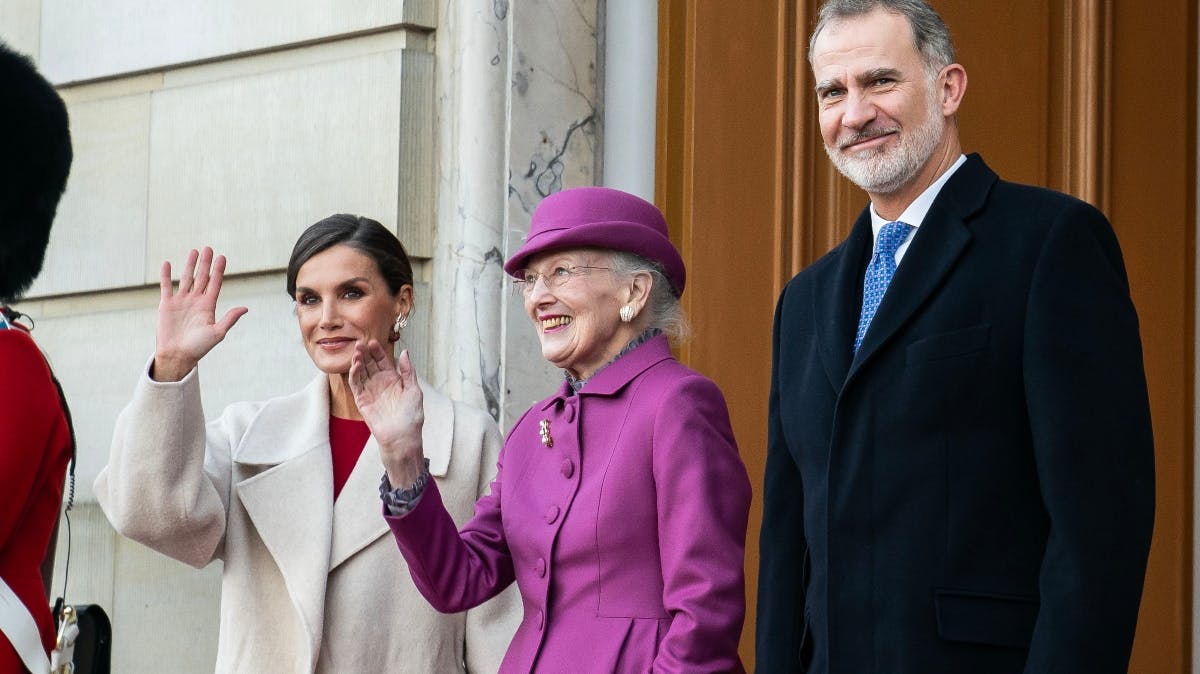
[2,0,600,669]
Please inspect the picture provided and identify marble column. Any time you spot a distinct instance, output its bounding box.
[430,0,601,428]
[501,0,601,426]
[427,1,510,418]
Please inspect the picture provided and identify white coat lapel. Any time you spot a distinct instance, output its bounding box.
[330,435,387,570]
[420,381,455,478]
[235,375,334,667]
[329,378,456,570]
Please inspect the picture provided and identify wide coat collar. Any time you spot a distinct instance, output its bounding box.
[230,373,456,661]
[538,334,676,409]
[813,153,998,391]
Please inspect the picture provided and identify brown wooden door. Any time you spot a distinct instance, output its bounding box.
[657,0,1195,669]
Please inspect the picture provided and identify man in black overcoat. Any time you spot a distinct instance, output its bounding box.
[755,1,1155,672]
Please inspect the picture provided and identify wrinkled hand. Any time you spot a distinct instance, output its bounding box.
[350,340,426,487]
[153,247,248,381]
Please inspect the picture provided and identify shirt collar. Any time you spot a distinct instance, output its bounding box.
[870,153,967,234]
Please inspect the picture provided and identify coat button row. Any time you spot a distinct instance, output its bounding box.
[535,557,547,577]
[560,459,575,478]
[545,505,560,524]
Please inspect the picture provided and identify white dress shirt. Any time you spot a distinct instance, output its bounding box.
[868,153,968,265]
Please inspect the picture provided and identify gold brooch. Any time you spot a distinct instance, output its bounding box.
[539,419,554,447]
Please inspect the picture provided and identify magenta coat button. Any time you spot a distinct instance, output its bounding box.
[544,505,560,524]
[561,459,575,479]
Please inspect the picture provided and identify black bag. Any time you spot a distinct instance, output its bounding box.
[53,602,111,674]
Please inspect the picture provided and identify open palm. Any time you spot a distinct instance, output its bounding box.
[350,341,426,485]
[153,247,247,381]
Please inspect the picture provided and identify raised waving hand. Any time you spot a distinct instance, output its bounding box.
[349,340,427,487]
[152,247,248,381]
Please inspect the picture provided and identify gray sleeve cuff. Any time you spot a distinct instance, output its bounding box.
[379,458,431,517]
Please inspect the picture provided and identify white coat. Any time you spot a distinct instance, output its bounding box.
[95,365,519,673]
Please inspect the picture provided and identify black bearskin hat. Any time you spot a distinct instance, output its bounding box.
[0,41,72,303]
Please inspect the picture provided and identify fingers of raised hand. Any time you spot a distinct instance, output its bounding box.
[171,247,230,298]
[397,349,418,385]
[349,347,367,395]
[159,260,174,300]
[192,247,214,295]
[178,249,200,293]
[365,340,393,375]
[351,341,372,380]
[203,251,230,298]
[216,306,248,335]
[353,340,377,380]
[395,351,424,405]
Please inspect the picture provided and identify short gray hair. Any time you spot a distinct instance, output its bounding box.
[607,251,690,342]
[808,0,954,79]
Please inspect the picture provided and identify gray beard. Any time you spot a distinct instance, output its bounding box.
[826,100,945,195]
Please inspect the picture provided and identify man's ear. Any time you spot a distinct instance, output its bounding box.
[940,63,968,116]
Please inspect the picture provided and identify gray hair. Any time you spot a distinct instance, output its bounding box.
[808,0,954,79]
[607,251,690,342]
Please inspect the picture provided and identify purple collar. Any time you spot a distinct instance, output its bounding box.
[542,334,674,410]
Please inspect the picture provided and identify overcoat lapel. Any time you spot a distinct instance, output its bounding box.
[330,436,386,571]
[846,216,970,380]
[225,370,470,665]
[329,379,456,570]
[846,155,996,385]
[813,210,874,391]
[234,375,333,668]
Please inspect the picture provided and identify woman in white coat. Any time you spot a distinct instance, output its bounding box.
[95,214,519,673]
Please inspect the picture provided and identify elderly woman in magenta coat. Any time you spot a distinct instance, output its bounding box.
[349,187,752,673]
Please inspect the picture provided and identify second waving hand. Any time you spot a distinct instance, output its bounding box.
[350,340,427,487]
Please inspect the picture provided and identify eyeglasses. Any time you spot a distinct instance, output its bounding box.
[511,265,611,296]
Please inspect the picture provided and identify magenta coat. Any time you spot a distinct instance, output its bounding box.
[386,335,751,672]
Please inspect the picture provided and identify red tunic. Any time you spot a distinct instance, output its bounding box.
[0,329,71,672]
[329,416,369,500]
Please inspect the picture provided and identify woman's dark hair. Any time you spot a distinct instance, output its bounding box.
[0,42,73,303]
[286,214,414,297]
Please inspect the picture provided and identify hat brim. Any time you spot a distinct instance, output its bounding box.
[504,219,686,296]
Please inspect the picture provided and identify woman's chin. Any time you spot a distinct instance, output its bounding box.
[309,353,352,376]
[539,345,570,370]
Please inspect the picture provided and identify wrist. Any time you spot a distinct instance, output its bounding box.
[383,450,426,489]
[380,458,431,516]
[151,353,197,381]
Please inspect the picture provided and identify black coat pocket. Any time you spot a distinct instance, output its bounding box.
[934,588,1038,649]
[907,324,991,363]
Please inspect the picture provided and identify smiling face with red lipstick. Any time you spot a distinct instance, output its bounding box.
[294,243,411,378]
[521,247,650,381]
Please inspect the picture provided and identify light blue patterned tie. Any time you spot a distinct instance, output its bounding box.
[854,221,913,352]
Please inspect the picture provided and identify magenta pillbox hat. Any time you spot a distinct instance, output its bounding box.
[503,186,686,296]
